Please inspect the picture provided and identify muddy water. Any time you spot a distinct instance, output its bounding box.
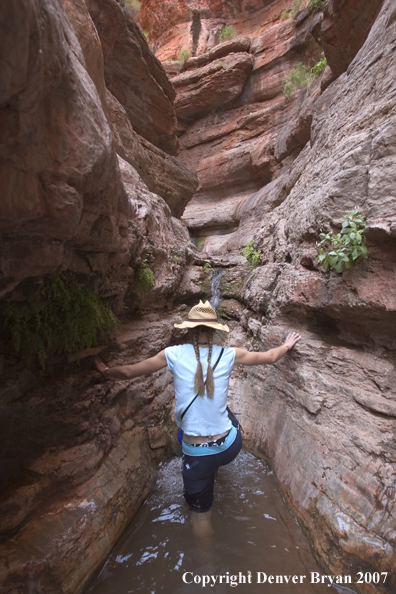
[86,451,357,594]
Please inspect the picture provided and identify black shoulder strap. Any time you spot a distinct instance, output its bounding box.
[180,347,224,420]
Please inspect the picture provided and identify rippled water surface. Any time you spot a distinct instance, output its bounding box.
[86,451,356,594]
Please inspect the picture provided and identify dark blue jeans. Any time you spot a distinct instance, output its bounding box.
[181,411,243,513]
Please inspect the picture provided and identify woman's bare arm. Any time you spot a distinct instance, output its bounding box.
[234,332,301,366]
[95,350,167,380]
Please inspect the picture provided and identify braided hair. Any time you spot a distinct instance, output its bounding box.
[192,326,215,398]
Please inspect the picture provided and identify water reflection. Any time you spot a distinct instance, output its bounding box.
[86,452,357,594]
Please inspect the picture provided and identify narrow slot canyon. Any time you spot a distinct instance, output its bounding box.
[0,1,395,593]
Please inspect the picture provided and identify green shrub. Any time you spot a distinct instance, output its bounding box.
[290,0,302,18]
[308,0,326,13]
[177,50,191,65]
[0,272,117,369]
[312,56,327,75]
[317,211,369,273]
[193,237,205,251]
[280,11,290,21]
[220,25,237,43]
[283,62,315,98]
[240,240,261,267]
[202,262,212,270]
[138,259,155,292]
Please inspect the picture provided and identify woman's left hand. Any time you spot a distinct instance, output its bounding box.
[284,332,301,351]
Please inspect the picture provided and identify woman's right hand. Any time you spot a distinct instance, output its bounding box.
[95,356,108,375]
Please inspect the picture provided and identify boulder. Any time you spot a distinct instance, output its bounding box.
[172,51,254,121]
[107,90,198,218]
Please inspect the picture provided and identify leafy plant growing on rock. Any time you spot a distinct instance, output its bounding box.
[280,11,290,20]
[317,211,369,273]
[308,0,326,13]
[202,262,212,270]
[177,50,191,65]
[240,240,261,267]
[283,57,327,98]
[0,272,117,369]
[290,0,302,18]
[220,25,237,43]
[312,56,327,75]
[138,258,155,292]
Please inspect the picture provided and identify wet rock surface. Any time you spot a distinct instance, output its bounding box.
[0,311,184,593]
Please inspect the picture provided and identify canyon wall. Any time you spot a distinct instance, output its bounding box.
[0,0,201,592]
[1,0,396,593]
[145,0,396,592]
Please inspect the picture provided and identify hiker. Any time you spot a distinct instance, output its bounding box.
[95,301,300,537]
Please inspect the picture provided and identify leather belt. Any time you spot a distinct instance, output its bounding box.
[183,429,230,446]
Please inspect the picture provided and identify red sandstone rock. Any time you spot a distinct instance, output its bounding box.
[176,8,325,244]
[88,0,179,155]
[139,0,269,45]
[0,310,187,593]
[1,1,395,593]
[172,51,254,121]
[217,2,396,588]
[321,0,384,77]
[107,89,198,218]
[0,0,199,584]
[155,0,396,589]
[183,36,251,69]
[0,0,129,280]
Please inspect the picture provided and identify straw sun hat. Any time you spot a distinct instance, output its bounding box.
[174,300,229,332]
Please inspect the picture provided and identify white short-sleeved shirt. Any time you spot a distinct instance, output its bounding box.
[164,344,235,436]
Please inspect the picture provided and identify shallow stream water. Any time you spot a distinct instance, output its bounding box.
[86,451,357,594]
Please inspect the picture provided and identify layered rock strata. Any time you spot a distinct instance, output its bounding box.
[0,0,198,295]
[0,0,199,591]
[150,0,395,592]
[88,0,179,155]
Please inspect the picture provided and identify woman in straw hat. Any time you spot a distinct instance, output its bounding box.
[95,300,300,536]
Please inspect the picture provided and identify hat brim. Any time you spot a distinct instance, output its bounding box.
[174,320,229,332]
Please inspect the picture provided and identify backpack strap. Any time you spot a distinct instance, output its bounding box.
[180,347,224,420]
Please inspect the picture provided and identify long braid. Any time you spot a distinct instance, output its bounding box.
[206,331,214,398]
[193,329,205,396]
